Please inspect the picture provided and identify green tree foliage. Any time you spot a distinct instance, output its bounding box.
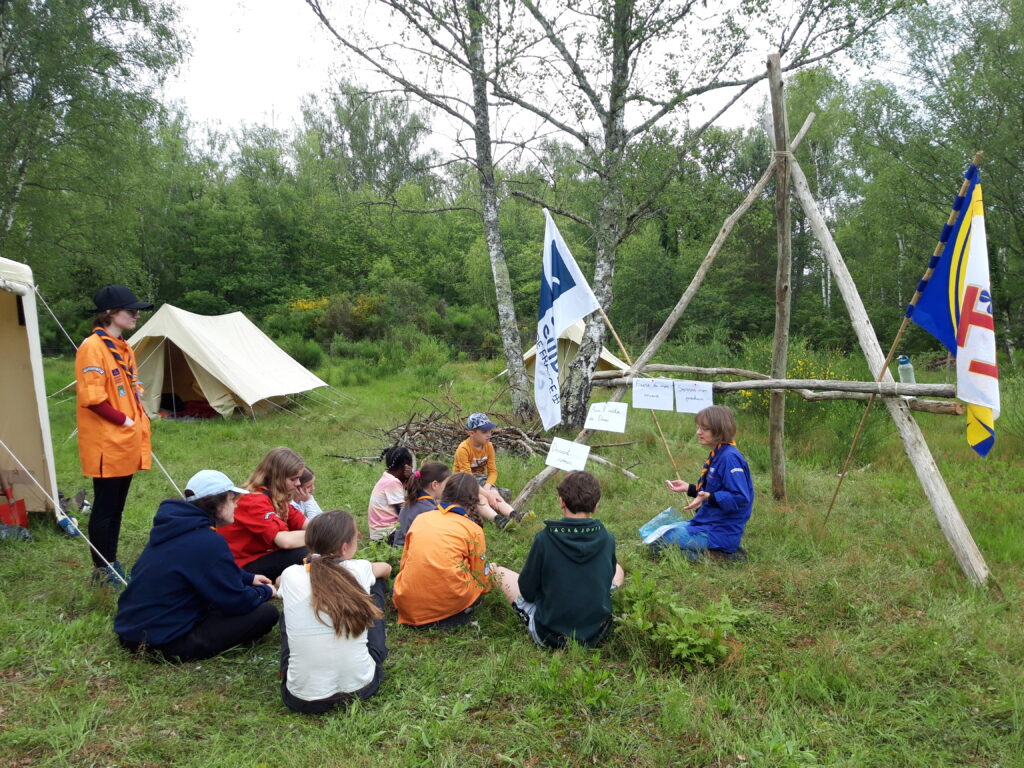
[1,0,182,266]
[13,0,1024,379]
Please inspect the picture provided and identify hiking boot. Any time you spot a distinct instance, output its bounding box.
[492,514,512,531]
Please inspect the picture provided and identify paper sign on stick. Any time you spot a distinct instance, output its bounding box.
[584,402,628,433]
[545,437,591,472]
[674,380,714,413]
[632,378,675,411]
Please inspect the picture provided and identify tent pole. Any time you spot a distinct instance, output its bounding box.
[151,452,184,498]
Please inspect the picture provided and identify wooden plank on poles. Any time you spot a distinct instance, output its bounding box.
[768,52,792,502]
[789,157,991,586]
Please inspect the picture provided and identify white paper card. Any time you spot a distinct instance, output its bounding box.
[584,402,628,433]
[674,380,714,413]
[632,378,675,411]
[544,437,591,472]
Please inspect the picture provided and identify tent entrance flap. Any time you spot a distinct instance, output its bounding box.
[152,340,238,417]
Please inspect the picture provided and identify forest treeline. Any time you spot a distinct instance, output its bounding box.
[3,0,1021,377]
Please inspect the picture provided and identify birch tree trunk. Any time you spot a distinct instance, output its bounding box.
[304,0,536,421]
[560,1,629,429]
[466,1,534,421]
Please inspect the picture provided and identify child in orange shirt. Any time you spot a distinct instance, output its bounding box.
[392,473,491,629]
[453,412,527,530]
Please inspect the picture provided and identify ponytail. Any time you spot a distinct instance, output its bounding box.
[306,510,381,638]
[404,461,451,506]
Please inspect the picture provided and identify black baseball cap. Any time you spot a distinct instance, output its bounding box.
[91,285,154,313]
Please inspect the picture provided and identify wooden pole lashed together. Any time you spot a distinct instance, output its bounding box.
[823,152,985,523]
[512,109,817,511]
[789,158,991,586]
[767,52,793,502]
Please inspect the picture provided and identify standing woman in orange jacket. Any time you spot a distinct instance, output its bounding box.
[76,285,154,588]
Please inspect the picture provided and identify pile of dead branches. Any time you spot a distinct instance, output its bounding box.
[379,390,548,461]
[325,385,640,479]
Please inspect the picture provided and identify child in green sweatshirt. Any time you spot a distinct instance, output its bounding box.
[493,471,624,648]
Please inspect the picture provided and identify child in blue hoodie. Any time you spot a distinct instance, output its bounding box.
[115,470,279,662]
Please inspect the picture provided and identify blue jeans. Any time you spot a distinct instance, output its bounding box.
[653,523,709,560]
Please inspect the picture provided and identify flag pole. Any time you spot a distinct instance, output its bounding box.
[823,151,983,524]
[595,307,681,480]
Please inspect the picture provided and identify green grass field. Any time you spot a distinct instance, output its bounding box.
[2,357,1022,767]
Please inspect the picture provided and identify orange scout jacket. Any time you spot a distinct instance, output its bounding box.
[75,331,152,478]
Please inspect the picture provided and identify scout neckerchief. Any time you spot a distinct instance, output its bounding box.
[441,504,471,518]
[417,494,442,510]
[93,326,141,407]
[695,441,737,493]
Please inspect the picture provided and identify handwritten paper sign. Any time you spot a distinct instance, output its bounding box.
[545,437,591,472]
[632,377,675,411]
[674,380,714,413]
[584,402,629,433]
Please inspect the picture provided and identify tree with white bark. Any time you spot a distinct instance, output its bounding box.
[303,0,538,421]
[490,0,913,427]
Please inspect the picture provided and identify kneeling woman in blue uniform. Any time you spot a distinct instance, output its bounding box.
[115,470,279,662]
[657,405,754,558]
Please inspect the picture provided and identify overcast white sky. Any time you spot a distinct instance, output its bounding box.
[161,0,345,132]
[160,0,768,139]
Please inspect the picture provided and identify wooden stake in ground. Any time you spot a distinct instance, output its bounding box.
[789,156,991,587]
[767,52,793,502]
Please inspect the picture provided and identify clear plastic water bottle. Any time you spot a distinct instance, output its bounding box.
[896,354,916,384]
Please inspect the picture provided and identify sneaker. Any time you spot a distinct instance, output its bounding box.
[647,533,670,556]
[509,508,533,524]
[91,562,128,590]
[492,514,511,531]
[708,547,749,564]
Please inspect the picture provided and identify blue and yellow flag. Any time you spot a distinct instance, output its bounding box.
[909,164,1000,456]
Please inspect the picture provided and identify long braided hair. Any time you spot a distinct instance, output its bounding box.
[306,510,381,638]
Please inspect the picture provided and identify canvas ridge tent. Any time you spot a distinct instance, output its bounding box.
[130,304,328,418]
[514,320,630,384]
[0,256,60,516]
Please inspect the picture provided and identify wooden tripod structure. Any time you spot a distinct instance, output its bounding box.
[512,53,992,587]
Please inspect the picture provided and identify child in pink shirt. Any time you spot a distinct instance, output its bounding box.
[368,446,413,544]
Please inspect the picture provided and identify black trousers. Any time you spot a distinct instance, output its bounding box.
[90,475,134,567]
[243,547,308,582]
[280,577,388,714]
[120,602,279,663]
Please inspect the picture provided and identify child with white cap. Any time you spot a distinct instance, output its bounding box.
[114,469,279,662]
